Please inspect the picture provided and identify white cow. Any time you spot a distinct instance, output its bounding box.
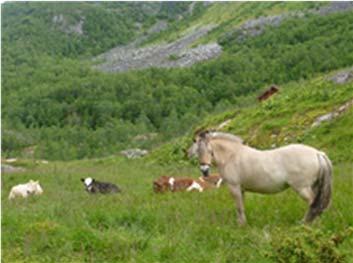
[8,180,43,200]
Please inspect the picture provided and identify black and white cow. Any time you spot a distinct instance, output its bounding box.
[81,177,121,194]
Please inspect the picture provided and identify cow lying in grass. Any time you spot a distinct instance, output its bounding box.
[81,177,121,194]
[199,174,224,188]
[8,180,43,200]
[153,176,171,193]
[153,174,223,193]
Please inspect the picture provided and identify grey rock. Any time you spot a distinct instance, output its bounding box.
[312,98,353,127]
[147,20,168,35]
[312,113,336,127]
[120,148,148,159]
[328,68,353,84]
[133,133,158,141]
[317,2,353,16]
[1,164,25,174]
[52,14,85,36]
[236,14,286,42]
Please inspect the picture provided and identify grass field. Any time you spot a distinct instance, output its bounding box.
[2,157,353,262]
[2,2,353,262]
[2,70,353,262]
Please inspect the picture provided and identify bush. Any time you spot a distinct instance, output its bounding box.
[266,226,353,263]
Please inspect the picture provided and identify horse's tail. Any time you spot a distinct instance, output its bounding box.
[306,152,333,222]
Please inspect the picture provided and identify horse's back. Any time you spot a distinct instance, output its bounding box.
[272,144,320,166]
[236,144,322,192]
[268,144,322,187]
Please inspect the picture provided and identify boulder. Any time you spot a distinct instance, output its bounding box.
[1,164,25,174]
[312,98,353,127]
[328,68,353,84]
[120,149,148,159]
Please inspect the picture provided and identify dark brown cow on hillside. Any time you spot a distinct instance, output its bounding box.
[258,85,279,102]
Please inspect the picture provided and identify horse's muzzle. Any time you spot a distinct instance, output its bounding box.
[200,164,210,177]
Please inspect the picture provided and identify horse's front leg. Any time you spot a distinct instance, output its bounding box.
[228,184,247,226]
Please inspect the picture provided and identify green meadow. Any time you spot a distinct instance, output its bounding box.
[2,2,353,262]
[2,158,353,262]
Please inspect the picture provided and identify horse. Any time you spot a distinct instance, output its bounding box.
[188,130,332,225]
[8,180,43,200]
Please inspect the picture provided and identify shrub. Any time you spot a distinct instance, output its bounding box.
[266,226,353,263]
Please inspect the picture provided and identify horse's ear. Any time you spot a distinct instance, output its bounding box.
[199,130,209,139]
[201,130,215,142]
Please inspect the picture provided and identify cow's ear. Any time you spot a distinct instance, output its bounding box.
[92,179,95,183]
[81,178,84,182]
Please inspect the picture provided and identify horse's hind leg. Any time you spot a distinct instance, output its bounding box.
[228,184,247,226]
[295,187,315,223]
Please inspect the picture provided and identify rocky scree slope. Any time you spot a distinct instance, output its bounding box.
[93,2,353,73]
[93,24,221,72]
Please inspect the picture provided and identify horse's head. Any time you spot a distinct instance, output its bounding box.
[189,130,214,177]
[189,130,244,176]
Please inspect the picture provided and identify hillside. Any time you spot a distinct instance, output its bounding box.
[1,2,194,59]
[2,3,353,263]
[148,68,353,165]
[94,2,353,72]
[2,2,353,162]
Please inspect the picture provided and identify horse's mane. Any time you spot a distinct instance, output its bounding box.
[209,131,243,144]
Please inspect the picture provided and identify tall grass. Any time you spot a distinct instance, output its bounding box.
[2,159,352,262]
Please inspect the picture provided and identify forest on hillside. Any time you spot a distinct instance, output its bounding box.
[2,2,353,160]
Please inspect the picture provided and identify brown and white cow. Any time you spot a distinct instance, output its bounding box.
[198,174,224,188]
[153,175,223,193]
[153,176,171,193]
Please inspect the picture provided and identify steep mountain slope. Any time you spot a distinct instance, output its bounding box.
[2,2,353,161]
[144,1,353,46]
[93,2,353,72]
[1,2,194,59]
[142,2,327,45]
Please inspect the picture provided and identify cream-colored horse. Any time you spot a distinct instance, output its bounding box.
[188,131,332,225]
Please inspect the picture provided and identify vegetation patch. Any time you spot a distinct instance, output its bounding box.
[267,226,353,263]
